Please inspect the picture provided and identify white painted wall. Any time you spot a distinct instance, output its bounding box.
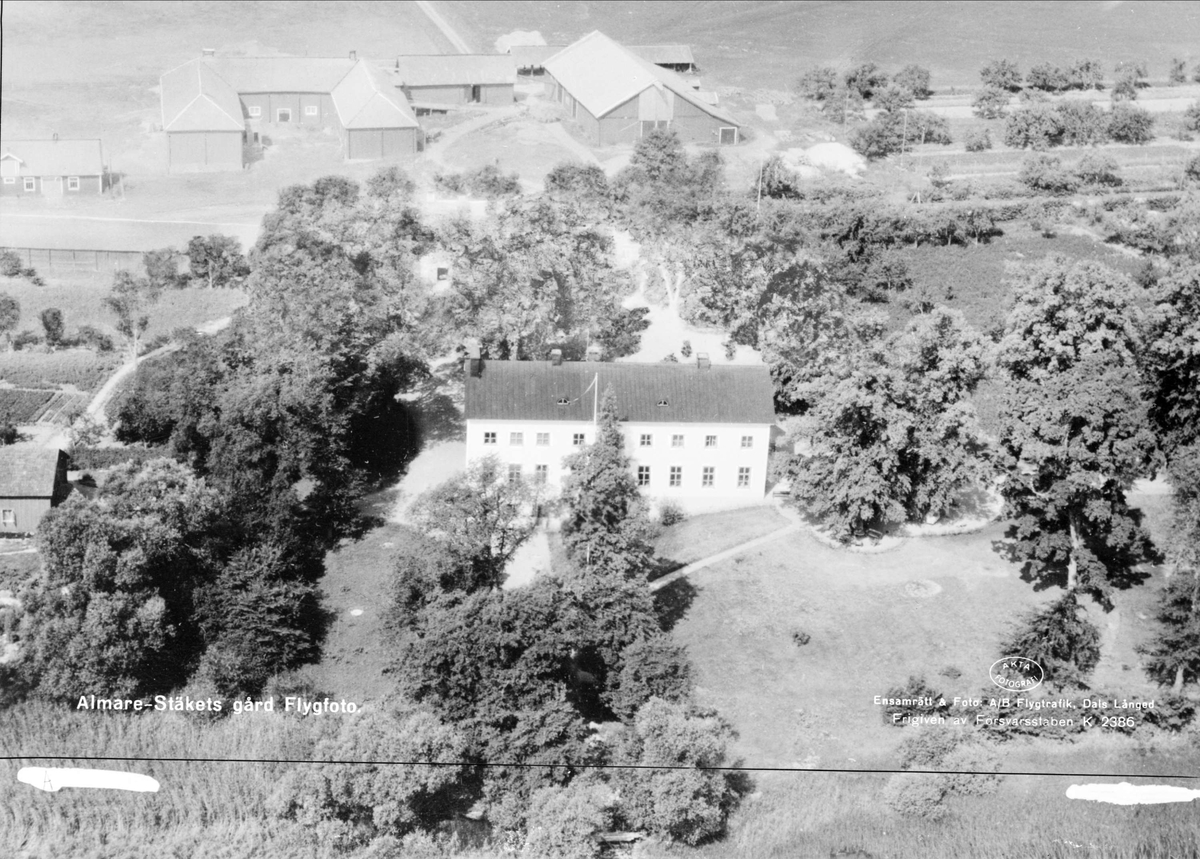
[464,418,772,514]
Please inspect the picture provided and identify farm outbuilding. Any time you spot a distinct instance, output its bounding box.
[0,138,105,197]
[0,447,71,535]
[543,32,738,147]
[160,59,246,172]
[393,54,515,107]
[160,51,420,171]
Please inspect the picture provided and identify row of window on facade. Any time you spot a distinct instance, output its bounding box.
[246,106,320,120]
[4,177,83,190]
[506,463,753,488]
[483,431,755,449]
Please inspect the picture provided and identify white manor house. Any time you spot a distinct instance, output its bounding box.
[463,346,778,515]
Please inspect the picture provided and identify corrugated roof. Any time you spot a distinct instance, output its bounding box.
[543,31,736,126]
[331,61,419,129]
[393,54,515,87]
[465,360,776,424]
[160,59,244,132]
[205,56,357,93]
[0,139,104,176]
[629,45,696,66]
[0,447,65,498]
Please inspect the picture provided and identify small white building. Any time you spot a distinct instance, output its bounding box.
[463,347,777,515]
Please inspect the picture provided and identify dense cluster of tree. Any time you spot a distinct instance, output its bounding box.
[13,459,324,702]
[1002,101,1155,149]
[368,390,745,850]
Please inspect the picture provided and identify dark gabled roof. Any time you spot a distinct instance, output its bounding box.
[0,139,105,176]
[465,360,775,424]
[0,446,66,497]
[393,54,515,86]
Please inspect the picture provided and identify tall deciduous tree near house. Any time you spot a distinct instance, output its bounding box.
[995,258,1156,599]
[103,269,161,360]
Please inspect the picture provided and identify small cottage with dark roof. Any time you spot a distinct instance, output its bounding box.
[0,138,105,197]
[0,447,71,535]
[463,350,776,514]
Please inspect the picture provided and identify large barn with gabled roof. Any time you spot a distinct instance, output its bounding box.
[542,32,738,147]
[159,51,420,172]
[463,348,776,514]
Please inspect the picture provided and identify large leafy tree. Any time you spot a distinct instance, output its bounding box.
[1143,262,1200,458]
[610,697,749,845]
[102,269,161,360]
[439,197,629,359]
[996,258,1156,599]
[408,456,538,591]
[269,703,469,848]
[788,308,991,540]
[559,386,655,578]
[186,234,250,288]
[18,459,226,700]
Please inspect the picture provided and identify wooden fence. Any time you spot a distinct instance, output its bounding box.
[0,246,188,273]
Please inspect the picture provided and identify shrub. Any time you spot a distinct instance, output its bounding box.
[0,250,23,277]
[1067,58,1105,90]
[894,65,932,99]
[998,592,1101,689]
[796,65,839,101]
[980,58,1022,91]
[844,62,888,98]
[883,774,948,819]
[873,85,915,113]
[972,86,1010,119]
[1141,695,1198,732]
[1185,101,1200,133]
[1056,100,1109,146]
[1108,103,1155,144]
[1019,154,1080,195]
[1075,153,1121,187]
[880,675,949,726]
[11,330,41,350]
[1027,63,1070,93]
[1185,154,1200,183]
[434,164,521,198]
[74,325,115,352]
[1112,60,1147,101]
[1004,104,1062,149]
[658,499,686,526]
[963,128,992,152]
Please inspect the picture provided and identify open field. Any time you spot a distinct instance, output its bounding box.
[444,1,1200,90]
[0,350,122,393]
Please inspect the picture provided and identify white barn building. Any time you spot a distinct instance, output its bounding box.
[463,348,777,515]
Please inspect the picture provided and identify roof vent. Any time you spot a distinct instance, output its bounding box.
[550,348,563,366]
[657,398,669,407]
[557,397,572,406]
[52,133,59,142]
[697,352,711,370]
[202,48,216,57]
[349,50,357,61]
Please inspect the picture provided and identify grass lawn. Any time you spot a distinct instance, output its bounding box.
[306,522,416,705]
[654,506,789,567]
[661,509,1199,855]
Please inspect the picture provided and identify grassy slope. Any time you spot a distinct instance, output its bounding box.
[443,0,1200,89]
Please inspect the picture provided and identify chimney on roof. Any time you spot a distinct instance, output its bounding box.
[202,48,215,57]
[550,348,563,366]
[52,133,59,142]
[349,50,357,61]
[586,344,602,362]
[696,352,711,370]
[464,340,482,378]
